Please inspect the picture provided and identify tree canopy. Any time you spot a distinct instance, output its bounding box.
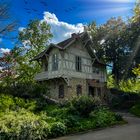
[88,2,140,82]
[0,19,52,84]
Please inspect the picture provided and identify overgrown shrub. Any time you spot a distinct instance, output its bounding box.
[49,122,67,138]
[89,107,118,127]
[0,94,124,139]
[0,94,36,112]
[63,115,81,128]
[130,103,140,117]
[0,109,50,140]
[109,88,140,109]
[68,96,96,117]
[0,82,49,99]
[0,94,15,111]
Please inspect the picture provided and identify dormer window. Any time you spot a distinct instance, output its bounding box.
[52,54,58,71]
[75,56,82,72]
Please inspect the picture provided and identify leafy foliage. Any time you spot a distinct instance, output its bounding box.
[89,107,120,127]
[0,109,50,140]
[0,95,124,139]
[0,19,52,84]
[0,94,36,112]
[88,18,128,82]
[49,122,67,138]
[88,2,140,83]
[68,96,97,117]
[130,103,140,117]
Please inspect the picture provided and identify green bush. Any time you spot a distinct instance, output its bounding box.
[0,109,50,140]
[69,96,96,117]
[130,103,140,117]
[0,94,124,139]
[89,107,118,127]
[0,94,36,112]
[0,82,49,99]
[49,122,67,138]
[63,115,81,128]
[0,94,15,111]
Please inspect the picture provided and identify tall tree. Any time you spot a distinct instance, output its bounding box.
[0,1,17,40]
[15,20,52,83]
[0,1,17,83]
[88,17,127,83]
[0,20,52,84]
[122,1,140,78]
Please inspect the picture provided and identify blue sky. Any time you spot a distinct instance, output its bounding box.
[0,0,136,53]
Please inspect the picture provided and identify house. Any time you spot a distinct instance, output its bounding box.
[32,32,107,100]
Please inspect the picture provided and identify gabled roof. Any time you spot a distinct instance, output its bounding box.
[57,37,74,49]
[31,32,86,61]
[31,32,106,66]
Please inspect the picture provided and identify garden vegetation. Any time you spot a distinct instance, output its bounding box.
[0,94,123,139]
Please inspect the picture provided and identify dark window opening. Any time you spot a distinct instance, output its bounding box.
[44,63,48,71]
[97,88,101,96]
[76,85,82,96]
[88,86,95,97]
[93,67,100,74]
[59,85,64,98]
[75,56,82,72]
[52,54,58,71]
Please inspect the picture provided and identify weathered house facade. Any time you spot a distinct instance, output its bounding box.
[32,32,107,100]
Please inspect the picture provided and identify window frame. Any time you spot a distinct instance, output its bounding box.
[52,53,58,71]
[76,85,82,96]
[75,56,82,72]
[59,84,64,98]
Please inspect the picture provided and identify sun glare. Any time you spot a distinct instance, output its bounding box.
[104,0,134,3]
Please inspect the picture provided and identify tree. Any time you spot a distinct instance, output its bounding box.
[0,1,17,84]
[14,20,52,83]
[88,17,128,83]
[132,64,140,77]
[0,1,17,40]
[0,19,52,84]
[121,1,140,78]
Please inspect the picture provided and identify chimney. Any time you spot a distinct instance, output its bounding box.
[71,33,79,39]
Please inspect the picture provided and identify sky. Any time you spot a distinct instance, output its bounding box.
[0,0,136,54]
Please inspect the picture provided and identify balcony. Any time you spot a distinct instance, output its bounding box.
[34,69,106,82]
[34,70,64,81]
[34,71,49,81]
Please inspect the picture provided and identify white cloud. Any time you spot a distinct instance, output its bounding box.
[18,27,26,32]
[43,12,84,43]
[0,48,11,54]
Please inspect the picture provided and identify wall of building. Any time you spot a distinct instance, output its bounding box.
[35,40,107,83]
[46,77,106,101]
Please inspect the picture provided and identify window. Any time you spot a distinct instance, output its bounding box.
[59,85,64,98]
[88,86,95,97]
[75,56,82,72]
[52,54,58,71]
[76,85,82,96]
[97,88,101,96]
[93,67,100,74]
[44,63,48,71]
